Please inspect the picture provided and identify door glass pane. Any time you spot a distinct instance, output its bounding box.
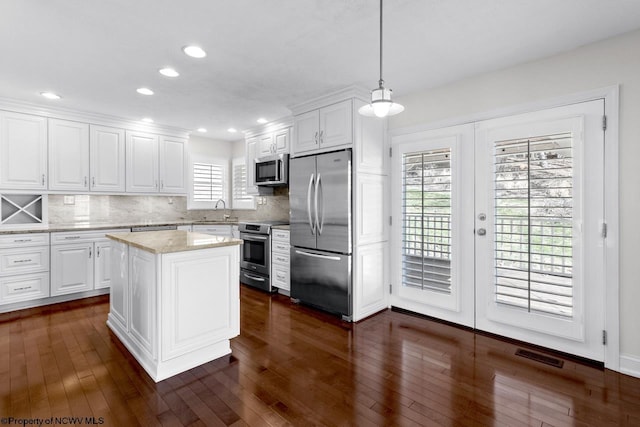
[402,149,452,293]
[494,133,573,317]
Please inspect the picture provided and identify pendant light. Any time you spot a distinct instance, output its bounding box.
[358,0,404,118]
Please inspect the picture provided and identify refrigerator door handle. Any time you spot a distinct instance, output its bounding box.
[307,173,316,235]
[315,173,324,234]
[295,250,341,261]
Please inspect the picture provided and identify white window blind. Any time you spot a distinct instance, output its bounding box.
[193,162,224,202]
[232,158,255,209]
[494,132,574,317]
[402,148,452,294]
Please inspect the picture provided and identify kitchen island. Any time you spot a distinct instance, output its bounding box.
[105,230,242,382]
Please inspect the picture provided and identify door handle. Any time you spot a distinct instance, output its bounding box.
[315,173,323,235]
[84,176,88,187]
[319,130,324,144]
[314,131,319,145]
[307,173,316,235]
[92,177,96,187]
[295,250,341,261]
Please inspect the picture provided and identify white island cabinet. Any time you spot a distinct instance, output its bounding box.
[105,230,242,382]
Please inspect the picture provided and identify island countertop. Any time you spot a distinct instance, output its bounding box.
[106,230,242,254]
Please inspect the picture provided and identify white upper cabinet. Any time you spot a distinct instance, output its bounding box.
[126,131,186,194]
[90,125,125,192]
[272,128,290,154]
[48,119,90,191]
[293,110,320,153]
[158,136,186,193]
[258,133,274,156]
[258,128,290,156]
[126,131,159,193]
[245,136,259,195]
[0,111,48,190]
[319,100,353,149]
[292,99,352,155]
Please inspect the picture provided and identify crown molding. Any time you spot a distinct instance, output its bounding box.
[0,96,190,138]
[287,85,370,115]
[243,116,294,139]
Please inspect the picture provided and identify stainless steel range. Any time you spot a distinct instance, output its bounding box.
[239,220,287,292]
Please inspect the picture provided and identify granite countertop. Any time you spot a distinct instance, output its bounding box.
[271,224,290,230]
[106,230,242,254]
[0,220,240,234]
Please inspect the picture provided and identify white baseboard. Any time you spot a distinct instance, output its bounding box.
[619,354,640,378]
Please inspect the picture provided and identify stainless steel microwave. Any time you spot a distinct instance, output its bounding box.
[254,153,289,186]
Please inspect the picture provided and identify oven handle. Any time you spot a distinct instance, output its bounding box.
[241,234,268,241]
[307,173,316,235]
[295,250,341,261]
[242,272,266,282]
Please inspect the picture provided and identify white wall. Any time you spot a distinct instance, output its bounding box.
[391,29,640,362]
[188,135,234,159]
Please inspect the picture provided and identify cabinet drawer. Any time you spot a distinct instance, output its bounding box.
[271,251,290,265]
[0,272,50,305]
[272,229,290,242]
[272,240,290,254]
[0,233,49,248]
[272,264,290,291]
[51,229,128,244]
[0,246,49,276]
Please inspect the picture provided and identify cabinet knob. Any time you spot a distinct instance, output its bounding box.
[41,174,45,185]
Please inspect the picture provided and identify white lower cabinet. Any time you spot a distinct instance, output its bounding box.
[271,229,290,293]
[0,233,50,305]
[50,244,93,296]
[50,229,128,296]
[106,241,240,382]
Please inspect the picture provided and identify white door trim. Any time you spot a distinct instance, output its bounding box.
[390,86,620,372]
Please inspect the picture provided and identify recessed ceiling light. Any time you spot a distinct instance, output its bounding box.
[142,118,154,123]
[40,92,61,100]
[183,45,206,58]
[197,128,207,133]
[136,87,154,96]
[227,128,237,133]
[159,67,179,77]
[257,118,268,124]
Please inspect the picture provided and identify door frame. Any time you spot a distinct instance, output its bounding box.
[390,86,619,371]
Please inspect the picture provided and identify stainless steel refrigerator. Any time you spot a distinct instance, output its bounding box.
[290,149,352,321]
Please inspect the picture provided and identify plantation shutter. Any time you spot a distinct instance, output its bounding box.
[232,158,254,209]
[494,132,574,317]
[193,162,224,202]
[402,148,452,294]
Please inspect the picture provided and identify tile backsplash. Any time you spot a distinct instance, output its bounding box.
[48,193,290,225]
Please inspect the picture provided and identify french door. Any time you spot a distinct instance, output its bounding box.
[391,100,606,361]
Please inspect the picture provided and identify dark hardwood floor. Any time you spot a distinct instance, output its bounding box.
[1,285,639,426]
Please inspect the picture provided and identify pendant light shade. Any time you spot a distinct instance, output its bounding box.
[359,0,404,118]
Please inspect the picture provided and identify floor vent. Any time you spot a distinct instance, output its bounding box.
[515,348,564,368]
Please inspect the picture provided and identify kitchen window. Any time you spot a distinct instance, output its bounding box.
[231,157,255,210]
[188,156,228,210]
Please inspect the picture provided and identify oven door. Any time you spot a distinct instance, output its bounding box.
[240,232,270,276]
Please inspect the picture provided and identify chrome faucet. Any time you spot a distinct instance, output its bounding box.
[215,199,230,221]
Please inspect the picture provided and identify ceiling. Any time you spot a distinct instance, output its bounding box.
[2,0,640,141]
